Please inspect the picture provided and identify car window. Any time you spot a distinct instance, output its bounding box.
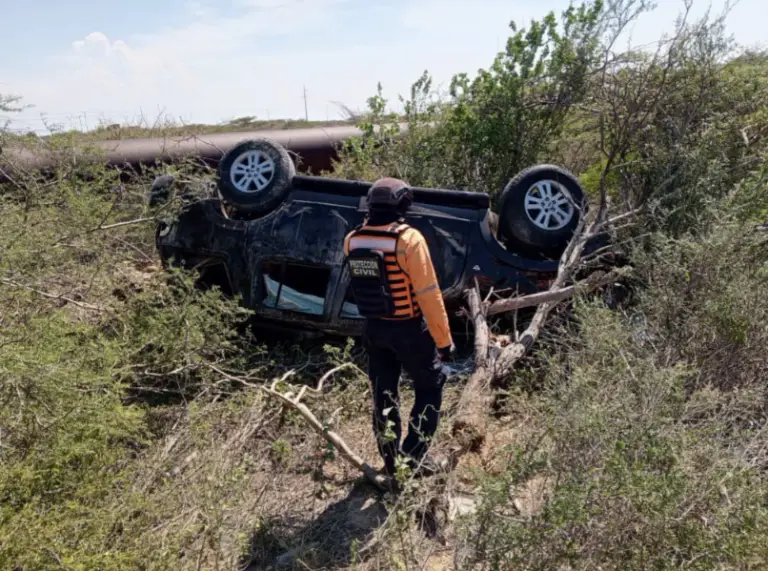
[260,261,330,316]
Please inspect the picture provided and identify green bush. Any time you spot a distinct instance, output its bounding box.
[331,0,613,198]
[461,298,768,570]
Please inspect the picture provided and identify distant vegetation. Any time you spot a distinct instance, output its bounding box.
[1,0,768,569]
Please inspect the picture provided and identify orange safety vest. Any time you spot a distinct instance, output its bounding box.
[344,222,420,319]
[343,221,453,349]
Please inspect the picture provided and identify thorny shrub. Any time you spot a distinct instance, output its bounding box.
[460,299,768,570]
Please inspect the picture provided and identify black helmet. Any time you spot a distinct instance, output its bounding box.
[366,177,413,216]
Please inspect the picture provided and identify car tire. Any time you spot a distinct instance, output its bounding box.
[497,164,586,258]
[216,138,296,216]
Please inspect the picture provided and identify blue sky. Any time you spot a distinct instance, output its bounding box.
[0,0,763,133]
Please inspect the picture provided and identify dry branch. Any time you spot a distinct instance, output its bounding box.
[493,211,602,371]
[451,287,494,452]
[99,217,156,231]
[0,277,105,312]
[293,362,365,401]
[485,267,629,316]
[255,367,392,492]
[452,178,624,449]
[210,363,391,489]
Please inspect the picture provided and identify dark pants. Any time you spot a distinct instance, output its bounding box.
[363,317,446,474]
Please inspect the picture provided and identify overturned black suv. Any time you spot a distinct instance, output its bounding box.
[150,138,606,338]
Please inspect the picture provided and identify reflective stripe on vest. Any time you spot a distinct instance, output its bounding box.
[347,223,421,320]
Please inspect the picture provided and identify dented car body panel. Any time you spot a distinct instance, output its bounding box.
[156,175,566,337]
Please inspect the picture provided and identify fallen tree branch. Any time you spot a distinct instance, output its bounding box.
[206,363,387,493]
[485,267,631,316]
[0,277,105,312]
[491,212,606,380]
[260,370,391,491]
[99,217,156,231]
[452,193,618,450]
[210,363,391,489]
[293,362,366,401]
[206,363,263,389]
[606,206,643,226]
[50,216,159,248]
[207,362,366,399]
[451,285,493,452]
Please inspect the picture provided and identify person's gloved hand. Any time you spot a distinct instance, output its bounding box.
[438,343,455,362]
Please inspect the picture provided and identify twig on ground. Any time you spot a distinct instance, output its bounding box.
[99,217,156,231]
[0,277,105,312]
[207,363,390,491]
[261,379,390,491]
[294,362,365,401]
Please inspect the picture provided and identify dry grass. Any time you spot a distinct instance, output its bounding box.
[116,368,519,571]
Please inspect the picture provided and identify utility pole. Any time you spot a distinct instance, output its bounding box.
[302,85,309,121]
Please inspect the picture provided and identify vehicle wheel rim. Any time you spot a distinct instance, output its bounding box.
[230,149,276,193]
[523,180,575,231]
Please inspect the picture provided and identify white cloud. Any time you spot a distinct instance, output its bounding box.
[3,0,764,134]
[6,0,355,131]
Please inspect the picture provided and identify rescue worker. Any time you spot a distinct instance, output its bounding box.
[343,177,455,479]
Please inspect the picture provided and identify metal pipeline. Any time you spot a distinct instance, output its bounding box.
[0,123,409,183]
